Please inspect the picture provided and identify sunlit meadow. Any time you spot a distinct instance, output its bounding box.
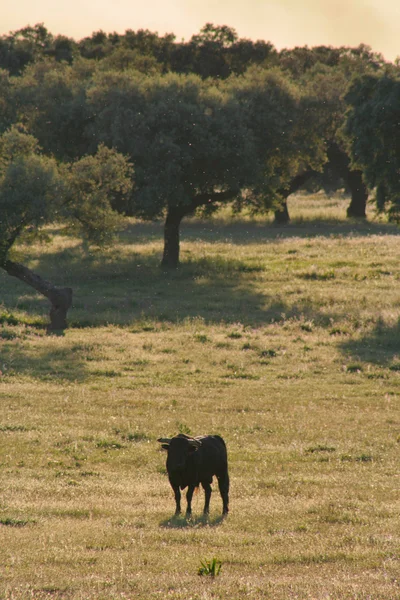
[1,194,400,599]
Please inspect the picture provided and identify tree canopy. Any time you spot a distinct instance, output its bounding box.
[86,67,321,265]
[345,73,400,220]
[0,126,133,329]
[0,21,398,306]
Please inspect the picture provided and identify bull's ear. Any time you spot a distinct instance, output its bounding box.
[158,438,171,451]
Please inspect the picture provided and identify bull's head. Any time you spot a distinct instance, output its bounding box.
[158,434,202,472]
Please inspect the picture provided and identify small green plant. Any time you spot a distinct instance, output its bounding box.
[356,453,373,462]
[227,331,242,339]
[198,557,222,577]
[194,333,209,343]
[0,327,18,340]
[260,348,277,358]
[345,363,363,373]
[95,439,124,450]
[306,444,336,454]
[300,321,314,332]
[177,423,192,435]
[126,431,150,442]
[0,311,19,325]
[0,517,31,527]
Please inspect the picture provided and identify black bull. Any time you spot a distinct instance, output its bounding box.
[157,433,229,516]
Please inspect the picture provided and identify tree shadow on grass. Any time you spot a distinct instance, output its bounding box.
[4,216,393,331]
[181,218,400,244]
[4,217,396,382]
[160,513,227,529]
[123,217,400,247]
[338,319,400,369]
[3,239,349,330]
[0,336,90,383]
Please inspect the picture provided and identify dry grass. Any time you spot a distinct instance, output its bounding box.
[1,194,400,599]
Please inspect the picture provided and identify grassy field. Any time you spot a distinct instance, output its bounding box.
[1,194,400,599]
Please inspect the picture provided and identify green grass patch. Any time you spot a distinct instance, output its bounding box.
[0,517,32,527]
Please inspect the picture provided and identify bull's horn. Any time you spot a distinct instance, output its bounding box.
[189,438,202,448]
[157,437,171,444]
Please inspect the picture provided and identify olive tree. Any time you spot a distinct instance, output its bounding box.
[345,72,400,220]
[13,59,95,161]
[0,126,133,330]
[274,48,389,223]
[87,68,310,267]
[0,69,15,134]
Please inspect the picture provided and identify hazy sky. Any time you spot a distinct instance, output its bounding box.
[2,0,399,61]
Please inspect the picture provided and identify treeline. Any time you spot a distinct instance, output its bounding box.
[0,23,399,329]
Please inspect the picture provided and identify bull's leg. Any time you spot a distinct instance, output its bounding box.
[217,472,229,515]
[201,482,212,514]
[172,484,181,515]
[186,485,195,517]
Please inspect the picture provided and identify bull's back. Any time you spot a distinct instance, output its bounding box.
[196,435,228,478]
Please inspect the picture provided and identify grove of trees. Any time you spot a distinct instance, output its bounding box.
[0,22,399,329]
[0,126,133,329]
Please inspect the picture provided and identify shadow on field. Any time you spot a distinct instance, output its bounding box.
[339,319,400,369]
[124,218,400,246]
[160,514,226,529]
[5,247,341,329]
[1,339,89,383]
[182,219,400,244]
[3,218,398,330]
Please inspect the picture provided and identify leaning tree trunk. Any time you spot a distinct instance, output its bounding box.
[161,207,186,269]
[274,170,315,224]
[345,170,368,219]
[3,259,72,332]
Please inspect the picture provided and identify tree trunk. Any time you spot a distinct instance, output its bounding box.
[274,170,315,224]
[326,142,368,219]
[345,170,368,219]
[3,259,72,332]
[274,200,290,224]
[161,207,185,269]
[161,191,238,268]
